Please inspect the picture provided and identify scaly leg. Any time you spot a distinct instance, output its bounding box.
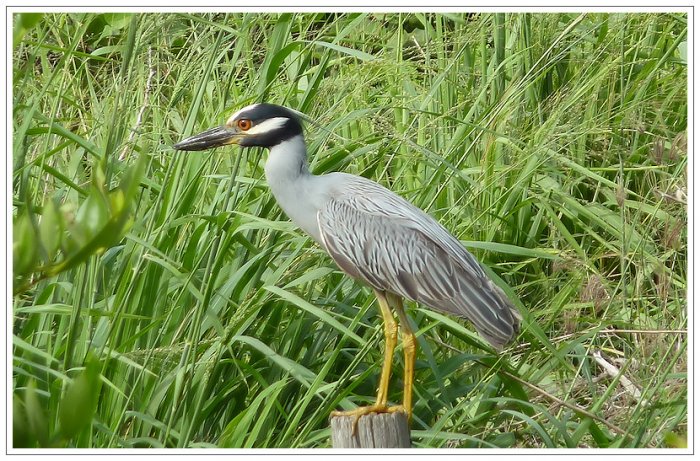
[331,290,405,423]
[390,293,417,422]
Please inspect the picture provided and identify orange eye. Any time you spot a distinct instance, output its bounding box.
[237,119,252,131]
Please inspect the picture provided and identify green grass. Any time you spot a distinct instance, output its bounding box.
[12,12,687,449]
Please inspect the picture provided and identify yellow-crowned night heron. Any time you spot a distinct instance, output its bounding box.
[174,103,521,422]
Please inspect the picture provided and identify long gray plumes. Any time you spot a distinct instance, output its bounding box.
[317,173,521,349]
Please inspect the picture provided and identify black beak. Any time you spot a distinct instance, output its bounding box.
[173,125,242,151]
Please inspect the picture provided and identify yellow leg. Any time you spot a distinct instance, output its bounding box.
[375,290,398,406]
[390,293,417,422]
[331,290,405,423]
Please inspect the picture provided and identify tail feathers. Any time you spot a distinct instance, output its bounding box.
[425,277,520,350]
[473,280,520,350]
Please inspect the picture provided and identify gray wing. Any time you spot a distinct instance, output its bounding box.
[316,175,520,349]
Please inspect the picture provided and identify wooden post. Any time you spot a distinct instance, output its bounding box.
[330,413,411,448]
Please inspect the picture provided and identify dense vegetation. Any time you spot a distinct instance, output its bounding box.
[12,12,687,448]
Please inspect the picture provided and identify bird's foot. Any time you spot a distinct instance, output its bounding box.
[331,405,407,435]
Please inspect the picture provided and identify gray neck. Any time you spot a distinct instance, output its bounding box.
[264,134,324,242]
[264,134,310,184]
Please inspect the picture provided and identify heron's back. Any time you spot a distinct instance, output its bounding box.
[316,173,521,349]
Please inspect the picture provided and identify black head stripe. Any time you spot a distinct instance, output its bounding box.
[234,103,304,147]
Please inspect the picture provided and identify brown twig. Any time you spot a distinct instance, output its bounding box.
[497,368,632,440]
[590,349,648,407]
[510,327,686,354]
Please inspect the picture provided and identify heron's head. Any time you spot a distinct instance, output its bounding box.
[173,103,304,151]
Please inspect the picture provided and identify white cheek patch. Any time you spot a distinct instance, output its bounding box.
[246,117,289,135]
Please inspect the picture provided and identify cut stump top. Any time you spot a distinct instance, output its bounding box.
[330,412,411,448]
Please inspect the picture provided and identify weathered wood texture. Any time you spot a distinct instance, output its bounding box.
[330,412,412,448]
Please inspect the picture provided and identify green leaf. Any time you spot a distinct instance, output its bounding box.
[664,431,687,448]
[462,241,562,260]
[13,212,38,276]
[264,285,364,344]
[24,381,49,447]
[74,188,110,241]
[307,40,377,61]
[13,394,33,448]
[18,12,42,29]
[219,379,288,448]
[588,420,612,448]
[102,13,132,30]
[13,13,43,47]
[58,356,101,440]
[26,117,101,159]
[39,199,62,261]
[501,376,531,413]
[231,335,316,387]
[51,155,144,275]
[265,42,302,90]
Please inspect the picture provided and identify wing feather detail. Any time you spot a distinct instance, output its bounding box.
[316,174,521,349]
